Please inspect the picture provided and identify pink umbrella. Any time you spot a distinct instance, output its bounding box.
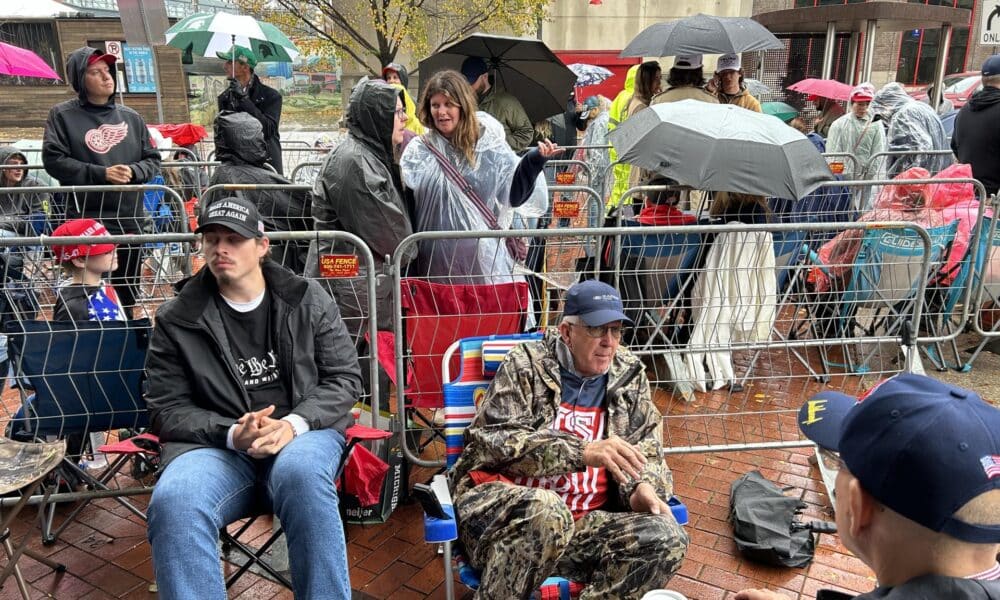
[0,42,61,80]
[786,78,852,101]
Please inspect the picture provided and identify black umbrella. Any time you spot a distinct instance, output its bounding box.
[730,471,835,568]
[621,13,784,57]
[418,33,576,124]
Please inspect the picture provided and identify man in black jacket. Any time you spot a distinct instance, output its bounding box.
[145,197,360,600]
[217,45,283,175]
[736,374,1000,600]
[952,56,1000,197]
[42,46,161,316]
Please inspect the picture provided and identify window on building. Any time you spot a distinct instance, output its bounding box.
[0,22,64,86]
[896,0,972,84]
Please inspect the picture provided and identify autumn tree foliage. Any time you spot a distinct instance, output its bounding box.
[236,0,551,74]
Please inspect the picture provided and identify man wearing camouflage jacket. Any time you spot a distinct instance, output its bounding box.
[450,280,689,599]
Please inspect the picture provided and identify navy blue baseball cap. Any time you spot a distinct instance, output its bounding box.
[460,57,489,84]
[563,280,631,326]
[983,55,1000,77]
[799,374,1000,543]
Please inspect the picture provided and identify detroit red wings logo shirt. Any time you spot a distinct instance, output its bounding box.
[85,122,129,154]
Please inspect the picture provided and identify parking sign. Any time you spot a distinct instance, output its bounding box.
[105,40,124,60]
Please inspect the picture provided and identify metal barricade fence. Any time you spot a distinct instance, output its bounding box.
[536,185,605,325]
[206,147,328,178]
[0,230,380,530]
[280,148,328,178]
[827,178,990,374]
[621,220,935,454]
[864,149,955,179]
[390,215,946,468]
[542,159,593,186]
[0,184,193,320]
[289,161,325,185]
[820,152,864,209]
[964,195,1000,367]
[556,144,613,154]
[160,160,220,202]
[623,177,988,366]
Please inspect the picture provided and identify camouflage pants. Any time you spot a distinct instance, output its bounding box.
[455,482,689,600]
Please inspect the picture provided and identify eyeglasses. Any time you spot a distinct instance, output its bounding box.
[568,323,624,339]
[393,108,407,120]
[818,448,845,472]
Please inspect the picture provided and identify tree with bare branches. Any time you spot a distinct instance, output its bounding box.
[236,0,550,75]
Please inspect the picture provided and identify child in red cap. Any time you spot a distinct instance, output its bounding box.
[51,219,126,322]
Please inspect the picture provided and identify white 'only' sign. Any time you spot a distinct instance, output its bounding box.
[982,0,1000,45]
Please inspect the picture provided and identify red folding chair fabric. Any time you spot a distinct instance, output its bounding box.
[399,279,529,408]
[341,424,394,507]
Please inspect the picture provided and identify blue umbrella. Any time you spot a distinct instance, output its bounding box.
[568,63,613,87]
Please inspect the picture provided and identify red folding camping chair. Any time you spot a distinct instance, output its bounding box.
[376,279,530,458]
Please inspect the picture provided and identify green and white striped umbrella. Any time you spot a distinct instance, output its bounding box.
[165,11,299,63]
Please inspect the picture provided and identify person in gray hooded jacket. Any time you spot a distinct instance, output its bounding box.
[307,79,415,412]
[0,147,49,236]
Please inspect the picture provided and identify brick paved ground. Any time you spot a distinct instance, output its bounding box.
[0,446,873,600]
[5,273,991,599]
[0,378,879,600]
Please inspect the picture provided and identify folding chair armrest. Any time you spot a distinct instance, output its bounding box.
[424,473,457,543]
[668,496,689,526]
[802,245,831,277]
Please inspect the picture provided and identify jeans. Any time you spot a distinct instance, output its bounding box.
[147,429,350,600]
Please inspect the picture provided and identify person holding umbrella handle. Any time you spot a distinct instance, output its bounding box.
[216,45,284,175]
[461,57,535,153]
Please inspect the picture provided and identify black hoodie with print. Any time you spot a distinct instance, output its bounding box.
[951,85,1000,196]
[42,47,161,233]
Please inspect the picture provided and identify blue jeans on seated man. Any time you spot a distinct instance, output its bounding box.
[147,428,350,600]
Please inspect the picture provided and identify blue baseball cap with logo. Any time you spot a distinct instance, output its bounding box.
[563,280,631,326]
[799,374,1000,543]
[982,55,1000,77]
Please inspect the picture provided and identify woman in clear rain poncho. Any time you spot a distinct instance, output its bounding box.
[869,82,950,177]
[825,83,887,181]
[400,70,561,284]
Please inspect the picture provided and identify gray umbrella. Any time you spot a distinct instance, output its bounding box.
[609,100,833,199]
[620,14,784,57]
[418,33,576,124]
[744,78,771,98]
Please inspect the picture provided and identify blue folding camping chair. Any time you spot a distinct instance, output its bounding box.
[4,318,151,544]
[804,221,959,374]
[618,222,704,399]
